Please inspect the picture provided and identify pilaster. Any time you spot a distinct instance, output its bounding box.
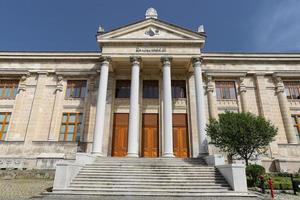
[206,75,218,119]
[274,75,298,144]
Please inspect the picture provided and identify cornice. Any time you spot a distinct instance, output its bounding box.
[202,52,300,62]
[0,52,101,60]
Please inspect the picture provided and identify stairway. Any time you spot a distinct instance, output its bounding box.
[49,157,257,199]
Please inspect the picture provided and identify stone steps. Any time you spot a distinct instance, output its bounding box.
[71,178,228,183]
[70,181,229,186]
[68,184,230,189]
[51,190,255,197]
[49,157,256,199]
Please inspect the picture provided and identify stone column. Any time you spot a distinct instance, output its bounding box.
[239,77,248,113]
[92,58,110,155]
[274,76,298,144]
[127,57,141,157]
[206,76,218,119]
[161,57,174,157]
[192,57,208,156]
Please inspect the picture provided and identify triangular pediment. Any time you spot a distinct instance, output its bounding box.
[98,19,205,43]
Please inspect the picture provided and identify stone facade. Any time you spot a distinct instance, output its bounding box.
[0,10,300,172]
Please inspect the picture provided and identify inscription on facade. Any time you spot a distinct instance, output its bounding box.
[136,47,167,53]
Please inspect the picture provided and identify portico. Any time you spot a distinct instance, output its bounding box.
[89,8,208,158]
[91,57,208,158]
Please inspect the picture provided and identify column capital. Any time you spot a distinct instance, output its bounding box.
[100,56,111,64]
[161,56,172,65]
[206,76,214,92]
[130,56,142,65]
[55,75,64,92]
[192,57,203,65]
[273,75,285,93]
[239,77,247,93]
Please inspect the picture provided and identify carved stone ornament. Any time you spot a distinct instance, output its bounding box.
[145,7,158,19]
[145,27,159,37]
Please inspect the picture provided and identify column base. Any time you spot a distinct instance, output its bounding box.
[162,153,175,158]
[197,153,209,158]
[127,153,139,158]
[91,152,104,157]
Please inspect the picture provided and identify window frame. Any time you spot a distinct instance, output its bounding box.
[65,80,87,99]
[115,80,131,98]
[171,80,187,99]
[284,81,300,100]
[215,81,237,100]
[143,80,159,99]
[59,112,83,142]
[0,79,19,100]
[291,114,300,142]
[0,112,11,141]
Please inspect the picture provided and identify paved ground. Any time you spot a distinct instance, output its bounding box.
[252,190,300,200]
[0,179,53,200]
[0,179,299,200]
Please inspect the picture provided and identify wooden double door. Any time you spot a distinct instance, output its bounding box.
[142,114,159,157]
[111,113,129,157]
[173,114,189,158]
[111,113,188,158]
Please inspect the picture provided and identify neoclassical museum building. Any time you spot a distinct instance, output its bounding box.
[0,8,300,172]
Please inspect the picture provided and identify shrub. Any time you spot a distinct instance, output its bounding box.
[246,164,266,187]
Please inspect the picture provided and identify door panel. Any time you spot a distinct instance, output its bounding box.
[173,114,189,158]
[112,113,129,157]
[142,114,159,157]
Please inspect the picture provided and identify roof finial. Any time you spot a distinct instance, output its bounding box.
[97,25,105,34]
[145,7,158,19]
[198,25,205,33]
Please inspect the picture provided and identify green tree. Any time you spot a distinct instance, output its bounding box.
[206,111,277,165]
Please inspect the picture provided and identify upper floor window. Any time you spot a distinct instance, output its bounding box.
[291,114,300,142]
[143,80,159,99]
[59,113,83,142]
[66,80,87,99]
[172,80,186,98]
[115,80,131,98]
[284,81,300,99]
[0,112,11,141]
[216,81,237,100]
[0,80,19,99]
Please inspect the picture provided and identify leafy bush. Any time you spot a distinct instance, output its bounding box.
[246,164,266,187]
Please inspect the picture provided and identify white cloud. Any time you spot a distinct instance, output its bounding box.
[251,1,300,52]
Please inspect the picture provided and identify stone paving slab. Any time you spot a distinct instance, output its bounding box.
[0,179,53,200]
[31,194,258,200]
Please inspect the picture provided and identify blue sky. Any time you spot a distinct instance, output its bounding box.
[0,0,299,52]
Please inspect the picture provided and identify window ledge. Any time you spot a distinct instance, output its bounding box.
[65,98,85,101]
[0,140,24,144]
[217,99,237,101]
[277,143,300,146]
[0,98,15,100]
[32,140,77,145]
